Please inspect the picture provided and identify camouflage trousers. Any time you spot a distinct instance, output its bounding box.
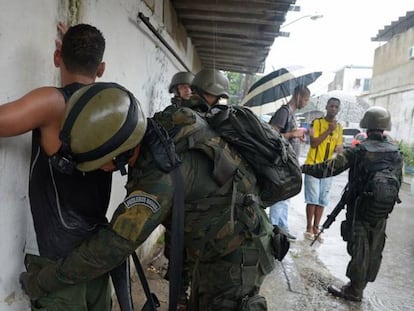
[188,237,274,311]
[346,219,386,292]
[24,254,111,311]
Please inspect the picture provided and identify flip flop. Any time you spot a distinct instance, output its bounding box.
[303,232,314,241]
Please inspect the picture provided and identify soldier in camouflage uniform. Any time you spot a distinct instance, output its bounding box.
[21,71,276,310]
[302,106,403,302]
[168,71,194,107]
[170,68,229,113]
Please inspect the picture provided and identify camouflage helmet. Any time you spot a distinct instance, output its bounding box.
[168,71,194,93]
[360,106,391,130]
[192,69,229,98]
[60,82,147,172]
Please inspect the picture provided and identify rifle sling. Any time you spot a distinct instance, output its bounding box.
[131,252,160,311]
[167,167,185,311]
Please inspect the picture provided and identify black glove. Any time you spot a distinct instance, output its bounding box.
[271,225,290,261]
[301,164,311,174]
[19,271,48,301]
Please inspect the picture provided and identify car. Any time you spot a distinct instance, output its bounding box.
[351,131,395,147]
[342,128,361,148]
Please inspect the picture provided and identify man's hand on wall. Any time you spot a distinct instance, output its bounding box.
[55,22,68,51]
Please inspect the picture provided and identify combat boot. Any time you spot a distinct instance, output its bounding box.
[328,283,362,302]
[177,290,188,311]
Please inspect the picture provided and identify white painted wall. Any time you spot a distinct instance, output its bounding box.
[0,0,196,309]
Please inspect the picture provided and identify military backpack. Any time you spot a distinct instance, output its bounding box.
[204,104,302,206]
[356,141,402,223]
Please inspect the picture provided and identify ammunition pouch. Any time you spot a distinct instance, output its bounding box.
[240,294,267,311]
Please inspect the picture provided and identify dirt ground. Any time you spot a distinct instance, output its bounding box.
[112,240,367,311]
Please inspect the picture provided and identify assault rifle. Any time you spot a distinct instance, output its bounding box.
[311,183,350,246]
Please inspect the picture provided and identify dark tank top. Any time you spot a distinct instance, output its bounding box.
[29,83,112,260]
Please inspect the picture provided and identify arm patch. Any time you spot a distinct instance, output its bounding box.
[112,191,161,241]
[123,192,161,213]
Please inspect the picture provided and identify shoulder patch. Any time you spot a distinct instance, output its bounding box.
[123,191,161,213]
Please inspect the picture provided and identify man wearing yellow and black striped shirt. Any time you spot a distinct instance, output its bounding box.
[303,98,343,242]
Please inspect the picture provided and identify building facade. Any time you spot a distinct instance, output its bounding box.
[328,65,372,95]
[370,11,414,145]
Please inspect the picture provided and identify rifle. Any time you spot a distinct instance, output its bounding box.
[110,260,134,311]
[310,183,350,246]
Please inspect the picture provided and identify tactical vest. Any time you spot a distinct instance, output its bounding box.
[155,107,274,263]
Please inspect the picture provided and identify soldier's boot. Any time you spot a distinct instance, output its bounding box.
[177,296,188,310]
[177,288,189,311]
[328,282,363,302]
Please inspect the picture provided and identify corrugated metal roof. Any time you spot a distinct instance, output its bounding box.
[170,0,296,73]
[372,11,414,41]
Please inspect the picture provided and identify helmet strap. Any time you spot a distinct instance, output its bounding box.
[112,148,135,175]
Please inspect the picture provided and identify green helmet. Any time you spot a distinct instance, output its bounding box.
[60,82,147,172]
[192,69,229,98]
[168,72,194,93]
[360,106,391,130]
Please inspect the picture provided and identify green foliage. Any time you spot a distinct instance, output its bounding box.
[226,72,243,95]
[399,142,414,167]
[224,71,260,106]
[225,72,244,105]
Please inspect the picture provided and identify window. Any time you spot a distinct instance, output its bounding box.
[363,79,371,92]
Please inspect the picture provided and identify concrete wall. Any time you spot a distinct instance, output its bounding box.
[370,27,414,145]
[0,0,198,309]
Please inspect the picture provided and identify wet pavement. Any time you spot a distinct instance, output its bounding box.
[261,145,414,310]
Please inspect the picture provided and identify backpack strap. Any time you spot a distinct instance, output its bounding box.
[311,118,322,164]
[272,105,291,133]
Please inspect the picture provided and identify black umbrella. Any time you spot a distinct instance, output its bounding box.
[241,66,322,108]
